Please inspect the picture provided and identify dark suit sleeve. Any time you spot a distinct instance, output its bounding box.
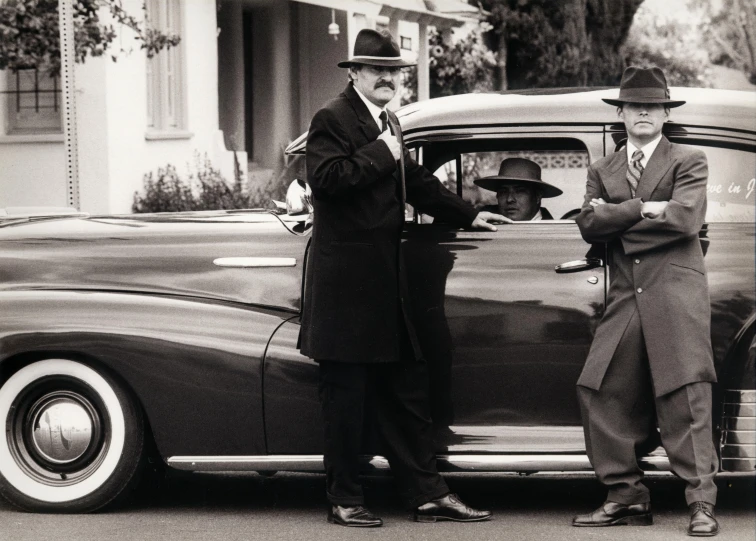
[404,154,478,227]
[306,107,397,198]
[620,150,708,256]
[575,164,644,243]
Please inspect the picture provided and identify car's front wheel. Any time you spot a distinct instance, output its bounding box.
[0,358,146,512]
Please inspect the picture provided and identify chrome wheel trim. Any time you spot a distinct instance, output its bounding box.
[28,393,97,465]
[0,360,125,503]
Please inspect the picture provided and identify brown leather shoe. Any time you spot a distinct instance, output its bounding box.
[688,501,719,537]
[572,501,653,527]
[414,493,492,523]
[327,505,383,527]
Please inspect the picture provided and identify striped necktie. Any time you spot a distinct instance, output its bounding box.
[627,149,644,197]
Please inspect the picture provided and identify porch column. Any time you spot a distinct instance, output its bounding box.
[417,22,429,101]
[217,0,245,151]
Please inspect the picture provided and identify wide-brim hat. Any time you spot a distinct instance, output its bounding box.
[338,29,416,68]
[474,158,563,198]
[602,66,685,108]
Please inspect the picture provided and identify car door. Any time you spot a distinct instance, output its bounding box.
[403,130,606,454]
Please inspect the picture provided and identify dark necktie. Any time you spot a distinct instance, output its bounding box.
[379,110,388,132]
[627,149,644,197]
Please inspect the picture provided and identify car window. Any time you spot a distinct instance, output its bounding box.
[431,140,590,221]
[696,145,754,223]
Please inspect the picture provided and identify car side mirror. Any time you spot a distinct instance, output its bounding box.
[286,178,313,218]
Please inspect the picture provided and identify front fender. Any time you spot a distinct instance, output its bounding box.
[0,290,287,458]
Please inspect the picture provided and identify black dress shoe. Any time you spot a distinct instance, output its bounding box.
[572,501,653,527]
[414,493,492,523]
[688,501,719,537]
[327,505,383,527]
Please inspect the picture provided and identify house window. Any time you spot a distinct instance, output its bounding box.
[401,36,412,50]
[145,0,183,130]
[5,69,62,134]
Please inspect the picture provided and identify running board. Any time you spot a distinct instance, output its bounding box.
[167,454,672,473]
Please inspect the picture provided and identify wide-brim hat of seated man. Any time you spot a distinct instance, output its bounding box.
[474,158,563,221]
[338,28,416,68]
[601,66,685,108]
[475,158,563,197]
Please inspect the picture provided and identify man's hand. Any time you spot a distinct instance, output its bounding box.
[641,201,668,219]
[378,129,401,161]
[470,211,513,231]
[589,197,607,207]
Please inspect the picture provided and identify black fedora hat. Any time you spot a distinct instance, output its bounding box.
[338,29,416,68]
[602,66,685,108]
[474,158,563,198]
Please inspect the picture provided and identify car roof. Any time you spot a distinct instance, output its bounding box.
[285,87,755,154]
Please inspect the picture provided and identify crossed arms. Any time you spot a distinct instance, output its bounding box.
[576,149,708,256]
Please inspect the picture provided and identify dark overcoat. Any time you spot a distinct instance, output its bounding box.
[299,83,477,364]
[576,136,716,396]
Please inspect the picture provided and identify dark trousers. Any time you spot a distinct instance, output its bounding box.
[318,359,449,508]
[578,307,718,506]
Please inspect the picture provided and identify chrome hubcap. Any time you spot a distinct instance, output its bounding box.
[31,397,94,464]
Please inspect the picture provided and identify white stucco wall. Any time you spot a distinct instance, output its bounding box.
[1,0,240,214]
[105,0,233,214]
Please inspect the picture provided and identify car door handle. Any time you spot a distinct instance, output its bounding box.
[554,257,604,274]
[213,257,296,268]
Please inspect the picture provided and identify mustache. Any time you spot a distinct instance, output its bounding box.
[375,82,395,90]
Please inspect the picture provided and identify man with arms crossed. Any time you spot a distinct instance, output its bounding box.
[573,66,719,537]
[300,29,503,527]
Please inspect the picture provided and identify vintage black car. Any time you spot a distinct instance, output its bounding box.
[0,87,753,513]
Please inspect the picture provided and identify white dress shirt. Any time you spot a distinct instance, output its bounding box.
[352,85,387,131]
[626,134,662,168]
[627,134,663,215]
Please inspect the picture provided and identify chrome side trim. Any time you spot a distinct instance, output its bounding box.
[721,444,756,459]
[213,257,296,268]
[721,417,756,431]
[724,403,756,417]
[720,389,756,472]
[721,458,756,472]
[723,430,756,445]
[167,454,672,473]
[724,390,756,403]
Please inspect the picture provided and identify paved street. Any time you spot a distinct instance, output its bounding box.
[0,471,753,541]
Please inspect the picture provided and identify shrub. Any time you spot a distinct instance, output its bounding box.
[132,153,289,213]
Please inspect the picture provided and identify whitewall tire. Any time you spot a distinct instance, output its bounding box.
[0,359,145,512]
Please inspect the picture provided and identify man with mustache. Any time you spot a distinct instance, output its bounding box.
[300,28,503,528]
[573,67,719,537]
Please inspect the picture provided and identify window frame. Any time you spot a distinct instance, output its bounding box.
[145,0,186,135]
[4,68,63,135]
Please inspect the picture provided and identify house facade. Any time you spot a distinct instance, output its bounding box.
[0,0,477,213]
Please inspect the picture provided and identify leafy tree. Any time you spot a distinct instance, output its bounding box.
[696,0,756,84]
[0,0,180,77]
[622,2,712,87]
[401,27,497,103]
[478,0,644,89]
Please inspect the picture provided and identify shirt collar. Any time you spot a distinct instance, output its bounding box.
[627,134,662,168]
[531,209,543,221]
[352,85,386,130]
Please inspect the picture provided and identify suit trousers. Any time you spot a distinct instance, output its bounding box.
[578,305,718,506]
[318,359,449,508]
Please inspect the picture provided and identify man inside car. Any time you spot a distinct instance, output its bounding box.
[474,157,562,221]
